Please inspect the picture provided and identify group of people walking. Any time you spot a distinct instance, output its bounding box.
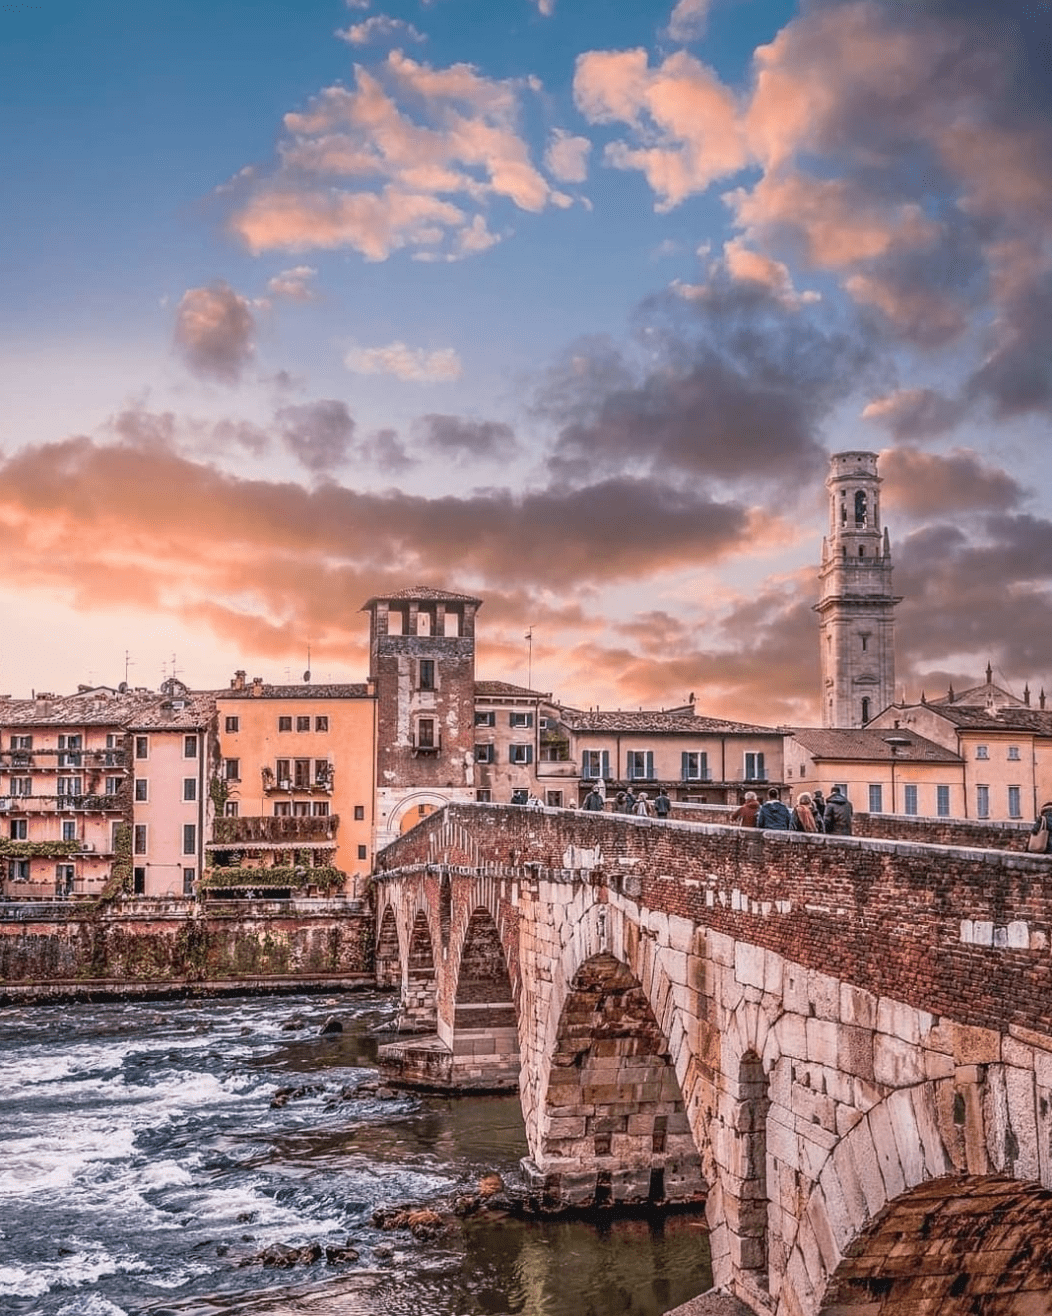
[732,786,854,834]
[582,784,672,818]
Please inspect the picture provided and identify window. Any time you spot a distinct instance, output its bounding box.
[135,736,149,759]
[417,718,436,749]
[681,751,709,781]
[1008,746,1021,761]
[627,750,654,780]
[8,860,29,882]
[224,801,239,817]
[56,864,75,893]
[475,710,496,727]
[10,735,31,750]
[976,745,989,760]
[183,735,198,758]
[510,711,534,728]
[745,752,766,781]
[278,716,292,732]
[861,698,871,723]
[581,749,609,780]
[1008,786,1022,819]
[315,716,328,732]
[833,783,847,798]
[134,779,148,802]
[474,743,495,764]
[937,784,950,817]
[976,785,990,819]
[273,802,291,817]
[58,734,82,767]
[9,820,27,840]
[183,778,197,802]
[133,867,146,895]
[546,790,564,808]
[57,777,82,797]
[291,802,309,817]
[225,716,240,733]
[224,758,240,781]
[509,743,534,765]
[314,759,330,786]
[540,740,570,762]
[62,820,77,842]
[294,759,311,788]
[182,824,197,855]
[275,758,291,786]
[296,716,310,732]
[134,824,147,855]
[11,778,32,796]
[418,659,436,690]
[182,868,196,895]
[860,634,869,651]
[105,777,121,795]
[475,788,492,802]
[354,805,365,821]
[868,784,883,813]
[904,784,918,816]
[855,489,868,526]
[311,801,329,816]
[357,845,368,860]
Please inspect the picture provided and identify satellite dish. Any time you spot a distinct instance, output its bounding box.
[303,670,311,683]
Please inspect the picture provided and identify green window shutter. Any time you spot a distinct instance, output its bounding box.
[601,750,610,779]
[681,751,689,781]
[525,746,534,765]
[646,751,654,779]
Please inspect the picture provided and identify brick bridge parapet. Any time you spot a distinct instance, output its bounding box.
[373,803,1052,1316]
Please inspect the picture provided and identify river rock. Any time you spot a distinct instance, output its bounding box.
[280,1016,305,1031]
[325,1241,360,1265]
[254,1240,324,1267]
[478,1173,504,1198]
[319,1016,343,1034]
[270,1083,324,1109]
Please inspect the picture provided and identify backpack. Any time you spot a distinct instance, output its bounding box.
[1028,815,1050,854]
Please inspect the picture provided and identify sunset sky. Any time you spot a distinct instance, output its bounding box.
[2,0,1051,724]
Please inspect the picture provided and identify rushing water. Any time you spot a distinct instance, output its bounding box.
[0,992,711,1316]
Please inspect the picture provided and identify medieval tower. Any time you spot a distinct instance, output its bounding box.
[815,451,900,727]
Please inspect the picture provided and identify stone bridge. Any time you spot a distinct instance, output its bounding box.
[372,803,1052,1316]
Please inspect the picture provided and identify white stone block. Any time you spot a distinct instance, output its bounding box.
[1007,920,1030,949]
[872,1033,926,1088]
[805,1018,840,1069]
[734,941,766,991]
[1005,1063,1039,1181]
[867,1101,905,1201]
[886,1087,924,1188]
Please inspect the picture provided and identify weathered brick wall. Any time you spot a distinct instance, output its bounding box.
[0,904,373,994]
[377,804,1052,1041]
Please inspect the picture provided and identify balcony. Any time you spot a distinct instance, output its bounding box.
[210,814,340,846]
[411,736,442,757]
[261,767,334,795]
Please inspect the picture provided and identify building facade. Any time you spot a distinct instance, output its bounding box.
[816,451,900,728]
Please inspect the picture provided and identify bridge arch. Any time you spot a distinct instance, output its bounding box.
[391,791,449,837]
[525,951,706,1210]
[375,905,401,989]
[447,904,520,1089]
[400,908,438,1032]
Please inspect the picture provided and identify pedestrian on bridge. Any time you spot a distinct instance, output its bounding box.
[757,788,792,830]
[732,791,761,827]
[1029,802,1052,853]
[653,788,672,819]
[822,787,854,835]
[790,792,820,833]
[634,792,651,817]
[583,785,605,812]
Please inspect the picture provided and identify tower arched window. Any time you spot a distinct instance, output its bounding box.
[855,490,868,526]
[859,545,865,557]
[861,697,871,723]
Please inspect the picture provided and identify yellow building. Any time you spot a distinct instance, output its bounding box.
[784,727,965,818]
[210,674,376,898]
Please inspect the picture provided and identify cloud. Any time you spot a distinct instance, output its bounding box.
[414,414,518,462]
[275,400,356,472]
[336,15,425,46]
[544,129,591,184]
[861,388,966,441]
[880,447,1023,520]
[172,282,256,383]
[667,0,711,43]
[344,341,462,382]
[266,266,317,301]
[227,51,557,262]
[358,427,417,474]
[573,48,747,210]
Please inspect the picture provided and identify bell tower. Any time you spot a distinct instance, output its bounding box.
[815,451,900,727]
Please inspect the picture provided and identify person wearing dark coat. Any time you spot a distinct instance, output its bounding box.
[790,792,820,833]
[822,788,854,835]
[583,786,605,812]
[653,788,672,819]
[623,788,637,814]
[812,790,826,822]
[757,788,792,830]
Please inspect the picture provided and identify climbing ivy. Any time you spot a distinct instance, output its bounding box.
[0,839,81,859]
[97,824,133,903]
[200,865,346,893]
[208,775,229,816]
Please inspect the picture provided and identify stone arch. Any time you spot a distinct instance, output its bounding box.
[527,951,705,1210]
[391,791,449,837]
[398,908,437,1032]
[779,1070,1046,1316]
[820,1176,1052,1314]
[448,905,520,1090]
[375,905,401,989]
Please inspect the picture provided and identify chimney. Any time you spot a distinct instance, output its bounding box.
[251,676,263,698]
[231,670,246,691]
[1042,689,1047,711]
[1025,684,1031,707]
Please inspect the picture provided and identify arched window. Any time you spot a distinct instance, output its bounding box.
[861,697,871,723]
[855,490,868,526]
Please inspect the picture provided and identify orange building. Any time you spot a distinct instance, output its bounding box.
[211,675,376,898]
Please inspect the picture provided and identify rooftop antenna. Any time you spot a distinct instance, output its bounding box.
[303,641,312,684]
[525,628,533,690]
[124,651,133,685]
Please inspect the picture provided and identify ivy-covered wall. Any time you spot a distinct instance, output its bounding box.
[0,905,374,994]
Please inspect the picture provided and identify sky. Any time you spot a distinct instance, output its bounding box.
[1,0,1051,724]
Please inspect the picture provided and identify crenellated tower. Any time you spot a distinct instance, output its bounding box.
[815,451,900,727]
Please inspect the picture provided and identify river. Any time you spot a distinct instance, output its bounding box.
[0,991,712,1316]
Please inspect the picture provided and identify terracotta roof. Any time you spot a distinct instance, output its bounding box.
[788,727,962,762]
[560,709,778,735]
[0,690,214,730]
[929,681,1027,709]
[218,683,371,701]
[475,680,550,699]
[919,705,1052,734]
[362,585,483,608]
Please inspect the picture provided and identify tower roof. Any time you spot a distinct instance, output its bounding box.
[361,585,483,610]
